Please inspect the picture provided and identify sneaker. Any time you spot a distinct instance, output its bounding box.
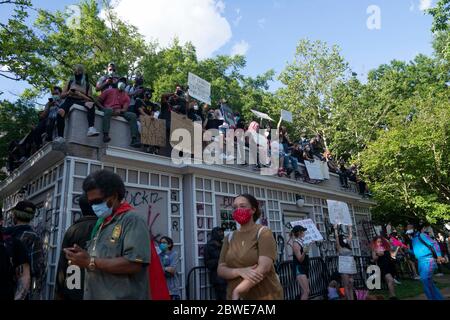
[103,134,111,143]
[87,127,100,137]
[54,137,65,143]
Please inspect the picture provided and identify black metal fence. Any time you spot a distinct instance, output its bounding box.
[186,255,383,300]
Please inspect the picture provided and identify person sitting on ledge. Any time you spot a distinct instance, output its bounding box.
[57,64,100,142]
[96,62,120,93]
[97,77,141,148]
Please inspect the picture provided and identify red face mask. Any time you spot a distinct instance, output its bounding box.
[232,208,254,225]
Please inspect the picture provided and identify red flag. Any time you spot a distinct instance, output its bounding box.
[148,239,171,300]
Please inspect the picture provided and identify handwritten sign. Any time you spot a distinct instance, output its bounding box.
[304,160,328,180]
[251,110,274,122]
[170,111,193,153]
[188,72,211,105]
[281,109,293,123]
[338,256,357,274]
[141,117,166,147]
[327,200,353,226]
[290,219,323,245]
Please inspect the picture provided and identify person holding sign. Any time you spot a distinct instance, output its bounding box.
[334,224,356,300]
[218,194,283,300]
[292,225,310,300]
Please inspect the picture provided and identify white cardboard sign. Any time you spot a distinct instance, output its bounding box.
[281,109,293,123]
[188,72,211,105]
[327,200,353,226]
[290,219,323,244]
[338,256,357,274]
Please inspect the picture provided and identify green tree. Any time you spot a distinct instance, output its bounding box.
[278,39,349,145]
[0,99,38,180]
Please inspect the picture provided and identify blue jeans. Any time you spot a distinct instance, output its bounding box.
[418,258,444,300]
[284,155,299,172]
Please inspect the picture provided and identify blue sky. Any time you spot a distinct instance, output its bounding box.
[0,0,436,102]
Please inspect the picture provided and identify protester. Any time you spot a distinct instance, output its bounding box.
[4,201,44,299]
[292,225,310,300]
[411,223,446,300]
[55,195,97,300]
[64,170,150,300]
[97,77,141,147]
[57,64,100,141]
[327,280,340,300]
[168,84,188,115]
[218,194,283,300]
[96,62,120,93]
[204,227,227,300]
[325,151,338,174]
[159,236,181,300]
[310,134,325,160]
[0,226,30,300]
[32,86,64,146]
[125,73,145,108]
[403,224,421,280]
[371,236,398,299]
[338,159,349,189]
[334,224,355,300]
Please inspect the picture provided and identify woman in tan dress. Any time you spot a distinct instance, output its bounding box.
[218,194,283,300]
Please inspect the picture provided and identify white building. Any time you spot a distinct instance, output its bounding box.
[0,106,375,299]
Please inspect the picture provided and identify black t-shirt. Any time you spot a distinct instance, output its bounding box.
[205,119,224,130]
[0,233,29,300]
[129,99,159,117]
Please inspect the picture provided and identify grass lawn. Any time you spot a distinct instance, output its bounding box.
[373,279,447,300]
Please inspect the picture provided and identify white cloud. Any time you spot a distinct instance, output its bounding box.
[233,8,242,26]
[103,0,232,59]
[231,40,250,56]
[258,18,266,29]
[419,0,432,11]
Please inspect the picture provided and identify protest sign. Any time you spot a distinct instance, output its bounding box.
[188,72,211,105]
[141,117,166,147]
[304,160,330,180]
[251,110,274,122]
[338,256,357,274]
[281,109,293,123]
[290,219,323,244]
[327,200,353,226]
[170,111,202,152]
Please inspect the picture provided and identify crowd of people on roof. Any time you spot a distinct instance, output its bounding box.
[6,62,371,197]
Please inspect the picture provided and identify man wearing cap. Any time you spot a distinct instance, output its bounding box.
[96,62,120,93]
[4,201,44,299]
[97,77,141,147]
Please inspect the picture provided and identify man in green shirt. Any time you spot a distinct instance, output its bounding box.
[64,170,150,300]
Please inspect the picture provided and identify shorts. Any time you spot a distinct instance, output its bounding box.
[295,265,309,277]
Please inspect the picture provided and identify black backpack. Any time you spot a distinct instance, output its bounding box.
[18,230,45,280]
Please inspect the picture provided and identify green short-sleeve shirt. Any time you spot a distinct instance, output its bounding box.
[84,211,150,300]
